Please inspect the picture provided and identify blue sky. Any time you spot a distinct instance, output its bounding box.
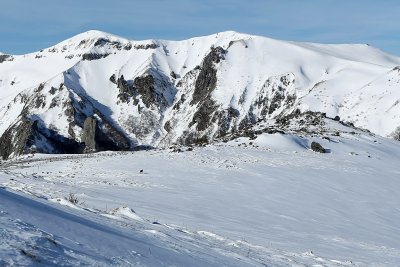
[1,0,400,55]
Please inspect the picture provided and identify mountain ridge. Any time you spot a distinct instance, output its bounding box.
[1,30,399,159]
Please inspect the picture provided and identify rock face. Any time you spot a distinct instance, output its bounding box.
[81,117,97,152]
[0,54,14,63]
[116,75,135,103]
[0,119,39,160]
[0,117,84,160]
[134,75,156,108]
[82,53,109,61]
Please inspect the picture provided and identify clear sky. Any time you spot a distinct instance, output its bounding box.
[1,0,400,56]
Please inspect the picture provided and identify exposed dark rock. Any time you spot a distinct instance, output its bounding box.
[117,75,135,103]
[0,119,38,160]
[311,141,326,153]
[189,99,218,131]
[49,87,58,95]
[81,117,97,152]
[134,75,156,108]
[0,55,14,63]
[0,118,84,160]
[217,107,240,137]
[164,121,172,133]
[34,83,45,93]
[173,94,186,110]
[68,122,76,139]
[333,115,340,121]
[238,111,257,131]
[63,100,75,119]
[94,38,109,47]
[134,43,159,50]
[116,71,172,108]
[124,43,132,50]
[109,74,117,84]
[191,46,226,105]
[94,38,123,49]
[268,90,285,114]
[390,126,400,141]
[81,114,131,152]
[276,110,326,130]
[182,46,227,137]
[179,133,209,146]
[170,71,177,79]
[35,95,46,109]
[95,112,132,151]
[49,98,58,109]
[284,94,297,106]
[82,53,110,61]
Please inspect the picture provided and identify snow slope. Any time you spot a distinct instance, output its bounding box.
[0,188,264,266]
[1,30,400,159]
[1,130,400,266]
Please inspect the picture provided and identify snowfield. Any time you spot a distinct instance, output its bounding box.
[1,132,400,266]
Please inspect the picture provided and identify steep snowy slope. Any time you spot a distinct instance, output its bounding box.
[341,66,400,134]
[1,30,400,158]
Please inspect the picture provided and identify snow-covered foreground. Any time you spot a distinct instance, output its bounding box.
[1,133,399,266]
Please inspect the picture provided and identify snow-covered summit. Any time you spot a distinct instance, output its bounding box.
[1,30,400,158]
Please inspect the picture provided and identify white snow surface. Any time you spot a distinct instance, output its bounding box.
[1,132,400,266]
[1,30,400,143]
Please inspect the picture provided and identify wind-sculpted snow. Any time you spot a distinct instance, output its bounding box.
[1,30,400,158]
[0,132,399,266]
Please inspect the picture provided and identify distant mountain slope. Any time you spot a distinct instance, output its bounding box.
[1,30,399,158]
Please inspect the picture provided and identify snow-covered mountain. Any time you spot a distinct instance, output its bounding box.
[1,30,400,159]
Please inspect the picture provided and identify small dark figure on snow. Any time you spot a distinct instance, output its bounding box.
[140,169,144,174]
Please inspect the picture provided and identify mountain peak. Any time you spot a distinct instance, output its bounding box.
[58,30,129,47]
[1,30,400,159]
[69,30,127,41]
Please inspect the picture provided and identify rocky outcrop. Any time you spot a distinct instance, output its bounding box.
[390,126,400,141]
[252,73,297,118]
[95,118,131,151]
[134,43,159,50]
[184,46,227,138]
[311,141,326,153]
[191,46,226,105]
[109,74,117,84]
[0,119,39,160]
[117,75,135,103]
[0,118,84,160]
[81,115,131,152]
[189,99,218,132]
[81,117,97,152]
[134,75,156,108]
[0,54,14,63]
[216,107,240,137]
[82,53,110,61]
